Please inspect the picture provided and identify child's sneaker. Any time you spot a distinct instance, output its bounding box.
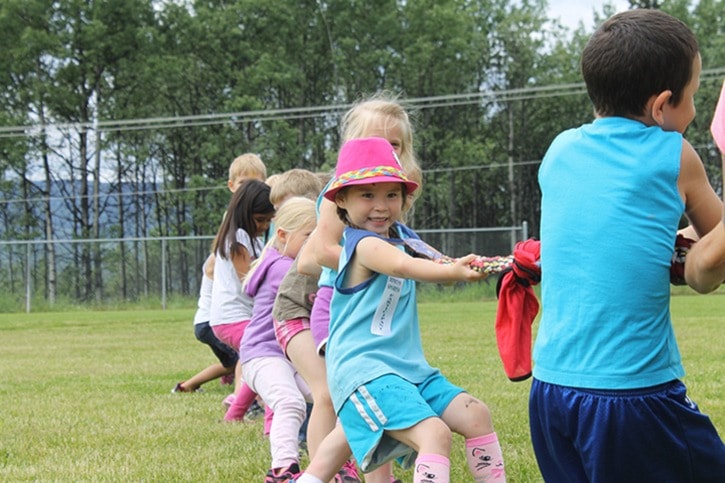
[220,373,234,385]
[264,462,300,483]
[170,382,202,393]
[222,394,235,408]
[246,400,264,420]
[335,459,361,482]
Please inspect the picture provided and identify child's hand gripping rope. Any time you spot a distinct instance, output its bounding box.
[400,238,514,274]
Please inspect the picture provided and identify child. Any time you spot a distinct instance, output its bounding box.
[268,168,327,447]
[171,253,237,392]
[239,197,317,482]
[224,169,323,428]
[298,137,504,483]
[269,168,324,208]
[296,92,423,483]
[173,155,267,395]
[532,10,725,482]
[208,179,275,421]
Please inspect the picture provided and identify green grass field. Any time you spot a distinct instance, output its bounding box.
[0,294,723,482]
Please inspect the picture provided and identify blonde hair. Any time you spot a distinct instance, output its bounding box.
[269,169,324,206]
[316,171,333,187]
[265,173,282,189]
[341,92,422,221]
[341,91,422,188]
[243,197,316,289]
[229,153,267,183]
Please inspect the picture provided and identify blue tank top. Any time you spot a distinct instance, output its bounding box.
[326,224,437,413]
[534,117,685,389]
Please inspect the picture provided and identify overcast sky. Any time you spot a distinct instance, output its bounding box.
[548,0,630,30]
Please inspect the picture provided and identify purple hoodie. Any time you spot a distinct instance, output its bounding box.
[239,247,293,364]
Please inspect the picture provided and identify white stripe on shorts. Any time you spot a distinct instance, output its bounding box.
[358,385,388,425]
[349,392,379,431]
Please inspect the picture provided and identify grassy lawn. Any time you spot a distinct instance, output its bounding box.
[0,293,723,482]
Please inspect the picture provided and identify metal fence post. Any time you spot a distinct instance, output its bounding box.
[25,243,31,313]
[161,238,167,310]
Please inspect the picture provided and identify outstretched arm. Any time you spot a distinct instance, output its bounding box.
[352,236,488,286]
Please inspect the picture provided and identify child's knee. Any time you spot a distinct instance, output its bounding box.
[447,395,494,437]
[470,398,491,420]
[422,417,453,448]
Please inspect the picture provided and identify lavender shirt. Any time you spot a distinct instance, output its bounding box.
[239,247,293,363]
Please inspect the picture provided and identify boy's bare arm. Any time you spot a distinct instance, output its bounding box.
[685,221,725,293]
[685,152,725,293]
[679,140,722,236]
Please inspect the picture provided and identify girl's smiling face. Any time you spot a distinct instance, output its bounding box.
[336,182,404,236]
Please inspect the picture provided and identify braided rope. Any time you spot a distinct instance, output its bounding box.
[436,254,514,274]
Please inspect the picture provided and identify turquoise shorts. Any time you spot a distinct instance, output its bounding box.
[338,372,464,473]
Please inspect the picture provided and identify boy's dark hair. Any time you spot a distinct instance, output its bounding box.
[213,179,274,259]
[581,9,699,118]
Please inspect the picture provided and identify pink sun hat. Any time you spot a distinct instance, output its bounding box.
[324,137,419,201]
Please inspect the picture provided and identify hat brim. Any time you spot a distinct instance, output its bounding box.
[324,177,419,202]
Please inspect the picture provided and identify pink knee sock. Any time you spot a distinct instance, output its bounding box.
[223,383,257,422]
[263,404,274,436]
[466,433,506,482]
[414,453,449,483]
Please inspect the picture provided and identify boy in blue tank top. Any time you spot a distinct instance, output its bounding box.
[532,9,725,482]
[296,137,505,483]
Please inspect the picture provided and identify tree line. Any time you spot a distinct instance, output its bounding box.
[0,0,724,306]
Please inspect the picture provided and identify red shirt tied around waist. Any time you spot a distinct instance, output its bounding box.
[495,239,541,381]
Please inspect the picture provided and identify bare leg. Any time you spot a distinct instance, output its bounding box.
[387,417,452,458]
[301,424,352,482]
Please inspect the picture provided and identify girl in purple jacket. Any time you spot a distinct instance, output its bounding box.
[239,197,317,482]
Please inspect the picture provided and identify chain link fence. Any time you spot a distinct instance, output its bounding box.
[0,223,528,313]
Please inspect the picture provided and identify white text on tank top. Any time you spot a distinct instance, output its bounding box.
[371,277,403,336]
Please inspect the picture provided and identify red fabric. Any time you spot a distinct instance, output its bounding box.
[495,239,541,381]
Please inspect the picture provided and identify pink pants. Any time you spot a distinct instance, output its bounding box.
[243,356,312,468]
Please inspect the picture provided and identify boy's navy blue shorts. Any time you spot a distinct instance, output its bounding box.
[529,378,725,482]
[194,321,239,368]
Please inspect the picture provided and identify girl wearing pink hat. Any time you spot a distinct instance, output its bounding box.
[294,93,421,482]
[296,137,506,483]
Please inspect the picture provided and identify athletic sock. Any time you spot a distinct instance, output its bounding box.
[294,474,323,483]
[223,383,257,421]
[414,453,449,483]
[466,433,506,482]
